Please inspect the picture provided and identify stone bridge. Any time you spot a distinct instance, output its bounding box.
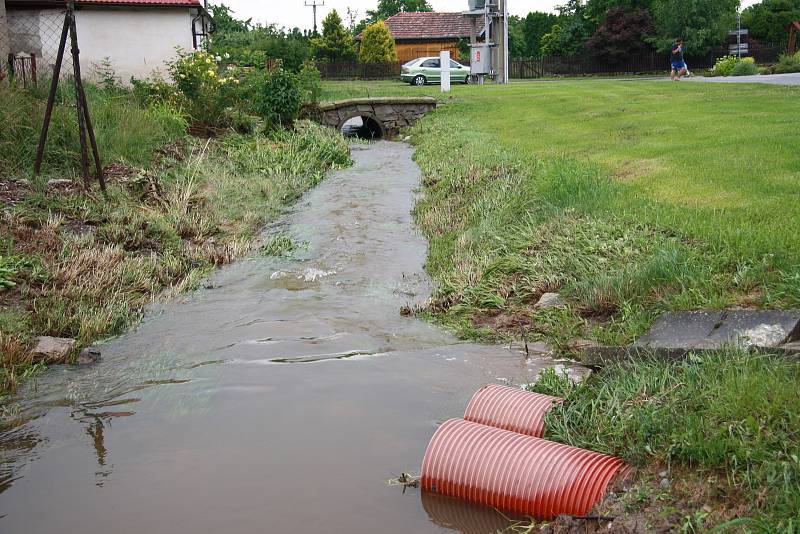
[315,97,437,138]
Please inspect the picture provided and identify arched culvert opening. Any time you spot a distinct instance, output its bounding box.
[340,115,384,140]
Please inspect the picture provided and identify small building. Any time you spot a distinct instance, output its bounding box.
[359,11,481,63]
[2,0,210,82]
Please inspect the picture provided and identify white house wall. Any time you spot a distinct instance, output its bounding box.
[1,0,10,69]
[6,7,196,82]
[74,8,196,81]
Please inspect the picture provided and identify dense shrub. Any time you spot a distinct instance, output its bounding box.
[711,55,739,75]
[774,51,800,73]
[298,61,322,105]
[711,55,758,76]
[731,57,759,75]
[254,67,303,127]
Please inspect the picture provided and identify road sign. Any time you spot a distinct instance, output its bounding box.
[729,29,749,36]
[729,43,749,54]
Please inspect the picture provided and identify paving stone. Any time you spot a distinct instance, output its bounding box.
[633,311,724,350]
[634,310,800,351]
[705,310,800,348]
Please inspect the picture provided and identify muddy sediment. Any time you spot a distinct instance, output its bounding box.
[0,142,580,534]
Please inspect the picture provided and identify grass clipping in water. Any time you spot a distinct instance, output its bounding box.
[0,121,350,396]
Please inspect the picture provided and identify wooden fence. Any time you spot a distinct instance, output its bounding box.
[317,46,785,81]
[317,61,401,80]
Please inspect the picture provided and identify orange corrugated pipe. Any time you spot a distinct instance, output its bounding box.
[464,383,562,437]
[421,418,628,519]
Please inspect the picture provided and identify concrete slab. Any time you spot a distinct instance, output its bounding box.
[633,311,724,350]
[705,310,800,348]
[634,310,800,352]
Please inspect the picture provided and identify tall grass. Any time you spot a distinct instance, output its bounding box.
[0,82,186,179]
[1,105,349,396]
[410,111,758,345]
[530,352,800,529]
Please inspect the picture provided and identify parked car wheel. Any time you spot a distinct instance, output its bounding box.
[464,75,471,84]
[412,75,427,86]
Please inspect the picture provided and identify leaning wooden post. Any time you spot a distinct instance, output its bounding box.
[68,7,105,192]
[33,10,70,176]
[66,6,91,189]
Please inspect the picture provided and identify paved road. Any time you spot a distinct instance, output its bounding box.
[686,72,800,85]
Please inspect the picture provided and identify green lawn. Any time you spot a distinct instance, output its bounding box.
[325,79,800,268]
[323,80,800,344]
[321,78,800,529]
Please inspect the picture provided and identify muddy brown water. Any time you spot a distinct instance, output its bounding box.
[0,142,582,534]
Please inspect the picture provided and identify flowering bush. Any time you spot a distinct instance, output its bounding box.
[168,49,243,127]
[711,55,757,77]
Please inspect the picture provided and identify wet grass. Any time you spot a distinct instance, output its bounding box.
[529,351,800,530]
[1,84,350,398]
[323,79,800,530]
[341,79,800,349]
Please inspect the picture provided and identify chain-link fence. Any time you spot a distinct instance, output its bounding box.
[1,8,73,88]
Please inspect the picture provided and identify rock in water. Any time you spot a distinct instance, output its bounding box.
[535,292,565,309]
[30,336,76,364]
[77,347,102,365]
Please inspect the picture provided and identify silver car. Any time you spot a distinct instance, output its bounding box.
[400,57,471,86]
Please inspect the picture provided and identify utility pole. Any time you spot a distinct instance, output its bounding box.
[305,0,324,35]
[736,12,742,59]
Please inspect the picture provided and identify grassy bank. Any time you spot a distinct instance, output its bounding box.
[529,352,800,530]
[323,79,800,529]
[1,84,350,397]
[354,79,800,347]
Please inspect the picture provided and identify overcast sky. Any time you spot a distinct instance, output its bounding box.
[219,0,762,32]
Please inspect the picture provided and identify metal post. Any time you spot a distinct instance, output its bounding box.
[34,12,70,176]
[737,13,742,59]
[304,1,324,35]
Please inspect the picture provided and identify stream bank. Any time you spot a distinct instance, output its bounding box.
[0,141,579,534]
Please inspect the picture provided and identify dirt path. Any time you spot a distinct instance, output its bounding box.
[0,142,580,534]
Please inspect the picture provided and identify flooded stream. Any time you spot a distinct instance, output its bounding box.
[0,142,579,534]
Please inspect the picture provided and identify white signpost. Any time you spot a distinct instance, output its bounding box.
[441,50,451,92]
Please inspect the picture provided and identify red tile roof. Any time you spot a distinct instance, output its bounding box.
[375,12,481,41]
[7,0,200,7]
[78,0,201,5]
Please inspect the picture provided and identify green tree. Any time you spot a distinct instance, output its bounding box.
[521,11,560,56]
[359,21,398,62]
[586,6,655,60]
[584,0,654,28]
[311,10,357,62]
[650,0,739,54]
[208,3,251,33]
[540,18,591,55]
[208,3,312,70]
[742,0,800,47]
[365,0,433,23]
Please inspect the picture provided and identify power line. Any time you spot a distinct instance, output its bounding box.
[304,1,324,34]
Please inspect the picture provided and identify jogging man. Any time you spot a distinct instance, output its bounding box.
[671,38,687,80]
